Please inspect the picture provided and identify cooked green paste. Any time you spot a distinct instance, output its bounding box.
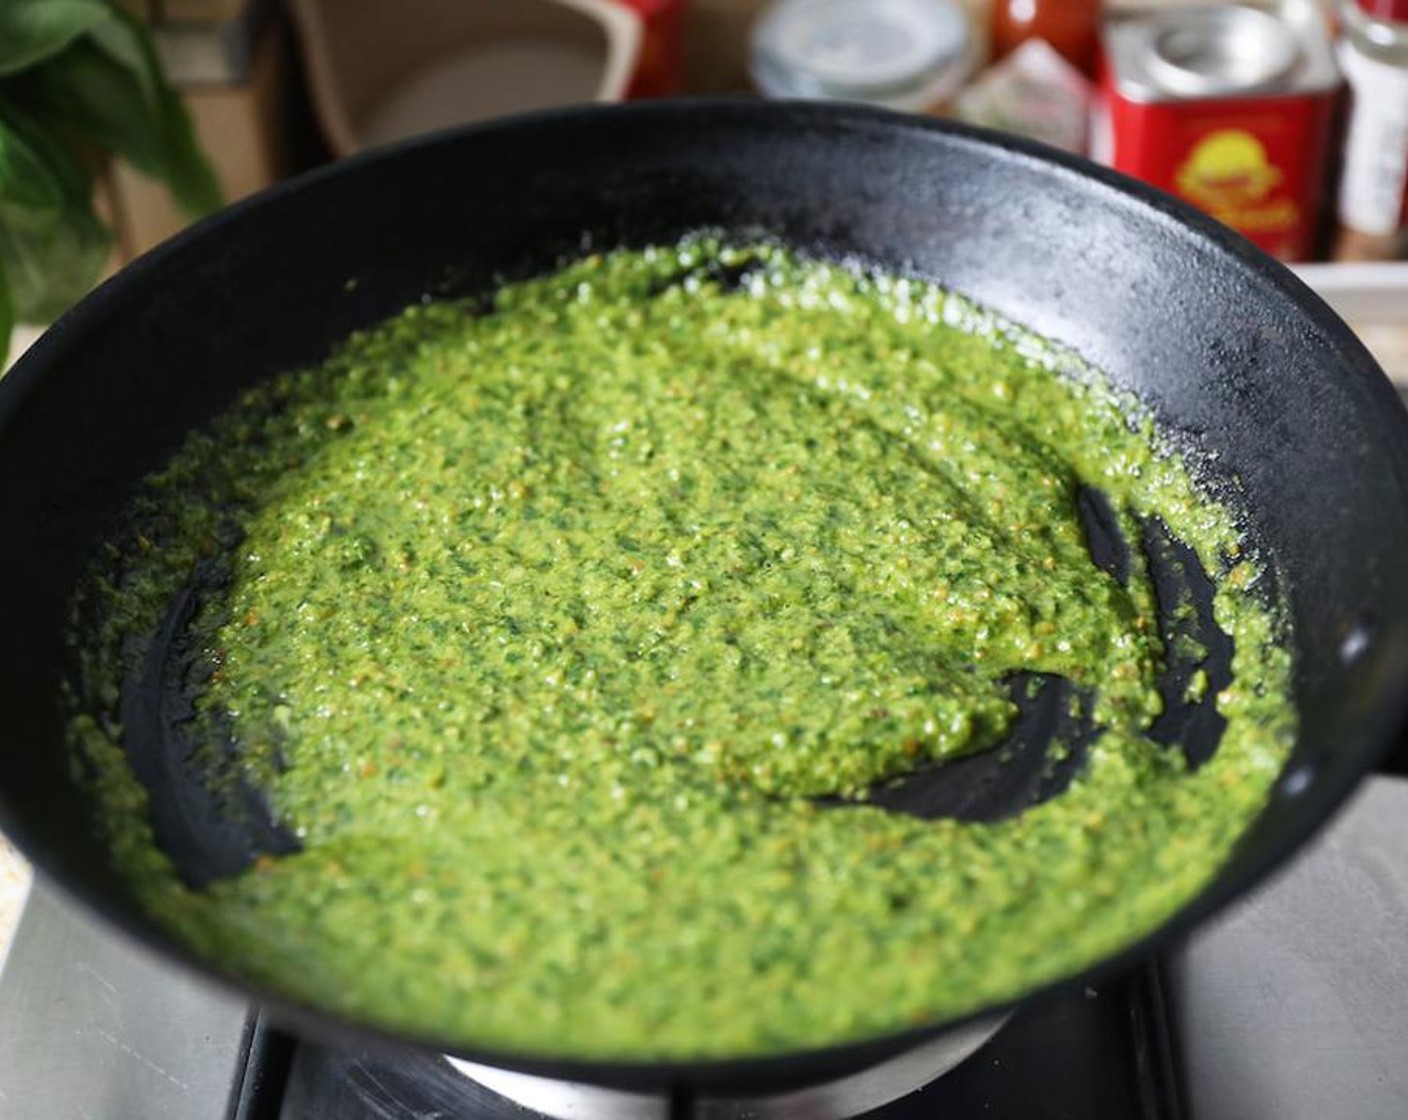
[66,239,1294,1059]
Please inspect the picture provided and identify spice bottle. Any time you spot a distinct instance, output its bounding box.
[1333,0,1408,261]
[990,0,1101,78]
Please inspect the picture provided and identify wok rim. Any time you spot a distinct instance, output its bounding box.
[4,97,1407,1091]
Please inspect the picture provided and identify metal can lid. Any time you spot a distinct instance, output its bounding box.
[1142,6,1300,97]
[750,0,972,111]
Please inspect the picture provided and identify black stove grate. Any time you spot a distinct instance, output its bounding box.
[230,962,1185,1120]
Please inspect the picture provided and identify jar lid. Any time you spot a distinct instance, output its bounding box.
[750,0,972,112]
[1354,0,1408,23]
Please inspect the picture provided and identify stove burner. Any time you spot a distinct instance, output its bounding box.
[444,1016,1004,1119]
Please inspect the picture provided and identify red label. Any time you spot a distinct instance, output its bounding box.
[612,0,687,98]
[1103,86,1335,261]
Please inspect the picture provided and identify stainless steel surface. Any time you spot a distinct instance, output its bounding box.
[1105,0,1339,102]
[1170,776,1408,1120]
[447,1059,663,1120]
[696,1016,1002,1118]
[0,885,250,1120]
[449,1014,1004,1119]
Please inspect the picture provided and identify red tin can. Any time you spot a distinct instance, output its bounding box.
[1092,1,1340,262]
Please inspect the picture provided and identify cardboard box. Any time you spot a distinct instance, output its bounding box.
[685,0,768,93]
[108,23,290,259]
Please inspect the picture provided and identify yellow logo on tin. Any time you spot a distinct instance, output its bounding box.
[1176,129,1284,208]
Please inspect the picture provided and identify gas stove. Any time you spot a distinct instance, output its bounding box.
[2,774,1404,1120]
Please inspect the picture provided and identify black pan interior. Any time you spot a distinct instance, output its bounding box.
[2,102,1408,1091]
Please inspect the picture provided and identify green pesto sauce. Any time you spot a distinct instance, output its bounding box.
[66,238,1294,1059]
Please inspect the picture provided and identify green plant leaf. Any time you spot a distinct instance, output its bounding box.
[0,197,110,323]
[0,105,67,217]
[19,9,222,218]
[0,104,110,323]
[87,8,163,110]
[0,0,110,77]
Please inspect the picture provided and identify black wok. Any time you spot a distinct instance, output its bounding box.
[2,101,1407,1093]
